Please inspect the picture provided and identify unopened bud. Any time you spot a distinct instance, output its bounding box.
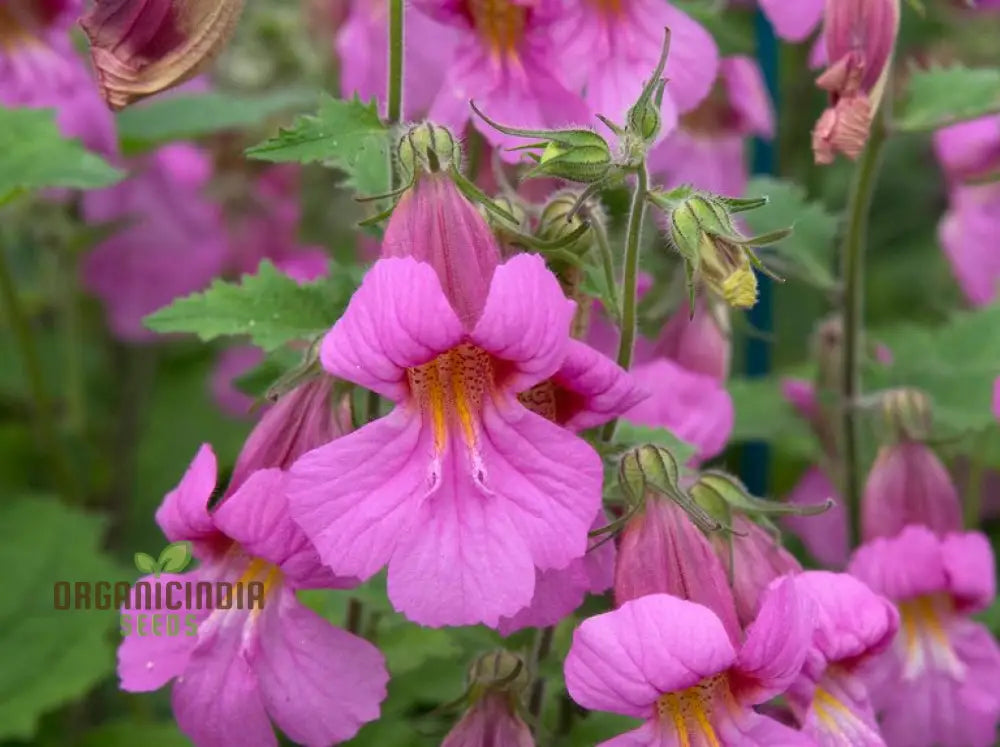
[480,195,529,252]
[537,191,596,257]
[397,122,462,184]
[660,192,788,310]
[880,387,932,442]
[619,445,720,533]
[444,651,532,747]
[467,650,530,696]
[471,102,613,184]
[626,78,666,143]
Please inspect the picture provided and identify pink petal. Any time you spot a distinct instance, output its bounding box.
[117,572,208,691]
[783,466,849,568]
[213,469,351,590]
[793,571,898,667]
[287,408,425,581]
[254,589,387,745]
[780,378,819,423]
[721,56,775,138]
[759,0,826,42]
[171,611,274,747]
[154,444,222,550]
[385,440,537,627]
[932,115,1000,181]
[565,594,736,718]
[716,711,816,746]
[552,340,649,430]
[734,576,814,704]
[799,669,885,746]
[471,254,576,392]
[849,526,996,612]
[319,257,465,401]
[938,183,1000,307]
[624,359,735,461]
[875,619,1000,747]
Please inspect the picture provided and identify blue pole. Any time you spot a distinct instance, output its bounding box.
[741,9,779,495]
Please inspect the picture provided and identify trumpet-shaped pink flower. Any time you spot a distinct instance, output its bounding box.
[649,56,774,197]
[758,0,825,42]
[938,183,1000,307]
[0,0,116,156]
[82,144,228,341]
[413,0,588,154]
[337,0,456,119]
[934,115,1000,183]
[650,295,731,382]
[442,691,534,747]
[288,252,639,627]
[554,0,718,130]
[850,526,1000,747]
[786,571,898,745]
[564,581,814,746]
[118,445,388,747]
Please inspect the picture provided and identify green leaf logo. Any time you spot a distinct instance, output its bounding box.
[134,552,158,575]
[158,541,193,574]
[133,542,193,577]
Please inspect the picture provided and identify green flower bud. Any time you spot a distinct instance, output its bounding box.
[467,650,531,698]
[618,445,721,533]
[396,121,462,184]
[536,191,595,257]
[626,77,666,143]
[880,388,933,443]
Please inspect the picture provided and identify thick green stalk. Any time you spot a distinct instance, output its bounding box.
[841,116,888,547]
[386,0,404,126]
[0,243,75,498]
[601,163,648,441]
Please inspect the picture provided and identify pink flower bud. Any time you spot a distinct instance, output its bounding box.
[713,515,801,628]
[811,0,899,164]
[227,377,348,496]
[653,294,731,381]
[442,692,533,747]
[614,495,741,643]
[382,172,502,329]
[862,442,962,541]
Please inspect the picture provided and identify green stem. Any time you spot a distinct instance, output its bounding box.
[386,0,404,126]
[58,248,85,434]
[527,625,555,729]
[591,216,621,324]
[601,163,648,442]
[841,115,888,547]
[0,242,75,499]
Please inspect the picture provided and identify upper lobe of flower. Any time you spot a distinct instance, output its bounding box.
[287,254,609,627]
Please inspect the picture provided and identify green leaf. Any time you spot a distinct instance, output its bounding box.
[743,177,840,290]
[143,260,361,351]
[868,303,1000,432]
[728,376,816,460]
[245,95,391,195]
[894,66,1000,133]
[233,347,302,397]
[0,497,123,739]
[133,552,158,575]
[0,106,122,203]
[157,541,193,574]
[116,89,318,154]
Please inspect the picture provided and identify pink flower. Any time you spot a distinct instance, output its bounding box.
[938,183,1000,307]
[649,295,731,382]
[211,346,265,418]
[849,526,1000,747]
[615,495,742,643]
[564,582,815,746]
[713,514,801,628]
[336,0,455,119]
[413,0,589,155]
[443,691,534,747]
[553,0,718,130]
[498,512,616,635]
[862,441,962,542]
[82,144,228,341]
[758,0,825,42]
[287,250,640,627]
[811,0,899,164]
[118,445,388,746]
[649,56,774,197]
[784,465,848,568]
[624,358,735,461]
[786,571,898,745]
[0,0,116,156]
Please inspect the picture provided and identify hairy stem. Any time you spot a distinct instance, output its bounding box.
[386,0,404,126]
[601,163,648,441]
[591,216,621,324]
[841,115,888,547]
